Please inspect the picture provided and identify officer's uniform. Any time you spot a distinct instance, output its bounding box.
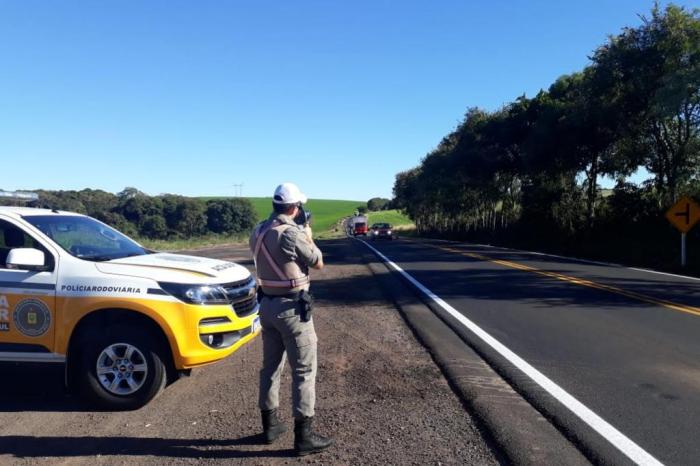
[250,212,322,419]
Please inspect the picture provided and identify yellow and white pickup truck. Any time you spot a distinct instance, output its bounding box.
[0,206,260,409]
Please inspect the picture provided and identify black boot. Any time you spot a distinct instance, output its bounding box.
[294,416,333,456]
[261,409,287,444]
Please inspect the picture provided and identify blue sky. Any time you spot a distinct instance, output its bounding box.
[1,1,696,201]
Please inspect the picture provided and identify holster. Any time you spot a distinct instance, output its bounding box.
[297,290,314,322]
[258,288,314,322]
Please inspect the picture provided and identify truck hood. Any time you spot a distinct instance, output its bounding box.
[95,252,252,285]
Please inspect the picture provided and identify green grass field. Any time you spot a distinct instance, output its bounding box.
[142,203,409,250]
[244,197,362,232]
[200,196,363,238]
[137,233,250,252]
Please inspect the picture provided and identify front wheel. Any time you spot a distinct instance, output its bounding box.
[76,324,168,410]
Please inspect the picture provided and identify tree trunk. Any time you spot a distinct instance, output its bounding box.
[585,154,599,230]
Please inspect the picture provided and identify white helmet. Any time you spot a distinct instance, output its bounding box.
[272,182,308,205]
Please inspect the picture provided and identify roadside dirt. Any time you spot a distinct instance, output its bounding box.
[0,239,497,465]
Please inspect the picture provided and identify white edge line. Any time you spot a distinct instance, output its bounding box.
[359,238,664,466]
[627,267,700,282]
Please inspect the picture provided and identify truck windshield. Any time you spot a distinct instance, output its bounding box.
[23,215,148,261]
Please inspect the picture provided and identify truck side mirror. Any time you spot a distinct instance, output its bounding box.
[6,248,46,271]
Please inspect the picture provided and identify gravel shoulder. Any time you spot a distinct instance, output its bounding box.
[0,239,497,465]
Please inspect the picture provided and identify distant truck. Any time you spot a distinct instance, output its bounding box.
[348,215,369,236]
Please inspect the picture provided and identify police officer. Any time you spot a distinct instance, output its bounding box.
[249,182,333,456]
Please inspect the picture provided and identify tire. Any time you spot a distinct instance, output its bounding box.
[76,324,168,410]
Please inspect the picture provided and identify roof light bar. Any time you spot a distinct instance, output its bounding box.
[0,190,39,202]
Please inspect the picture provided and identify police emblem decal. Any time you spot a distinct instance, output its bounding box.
[0,295,9,331]
[13,299,51,337]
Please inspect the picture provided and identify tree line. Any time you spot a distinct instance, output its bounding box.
[392,4,700,269]
[1,187,257,240]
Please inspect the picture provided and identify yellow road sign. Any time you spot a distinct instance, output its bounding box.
[665,196,700,233]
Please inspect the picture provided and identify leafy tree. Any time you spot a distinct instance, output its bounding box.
[367,197,391,211]
[160,194,186,230]
[175,198,207,238]
[118,194,163,225]
[77,189,118,217]
[206,199,257,234]
[117,187,146,200]
[390,3,700,268]
[140,215,169,239]
[592,4,700,204]
[32,190,86,213]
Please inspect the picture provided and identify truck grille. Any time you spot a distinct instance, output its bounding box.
[220,276,259,318]
[233,296,258,318]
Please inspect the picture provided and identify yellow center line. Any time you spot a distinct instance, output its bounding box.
[429,243,700,318]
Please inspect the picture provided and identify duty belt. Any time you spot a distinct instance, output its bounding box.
[258,288,308,301]
[258,276,310,288]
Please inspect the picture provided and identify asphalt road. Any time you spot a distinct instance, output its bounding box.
[362,237,700,465]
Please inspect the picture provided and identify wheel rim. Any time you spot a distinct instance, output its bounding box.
[96,343,148,396]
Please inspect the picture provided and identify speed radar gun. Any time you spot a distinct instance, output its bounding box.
[294,204,312,226]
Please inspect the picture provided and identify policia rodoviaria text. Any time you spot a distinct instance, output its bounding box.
[249,182,333,456]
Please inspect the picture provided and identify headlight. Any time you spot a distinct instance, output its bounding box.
[158,282,230,305]
[387,230,392,235]
[373,230,378,235]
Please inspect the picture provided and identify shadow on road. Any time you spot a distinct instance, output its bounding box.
[0,363,88,412]
[435,242,700,308]
[0,435,295,459]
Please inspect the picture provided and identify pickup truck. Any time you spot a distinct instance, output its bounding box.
[0,206,260,409]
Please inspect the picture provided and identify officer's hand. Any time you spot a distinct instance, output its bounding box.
[304,225,313,239]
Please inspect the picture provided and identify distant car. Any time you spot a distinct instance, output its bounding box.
[370,223,394,240]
